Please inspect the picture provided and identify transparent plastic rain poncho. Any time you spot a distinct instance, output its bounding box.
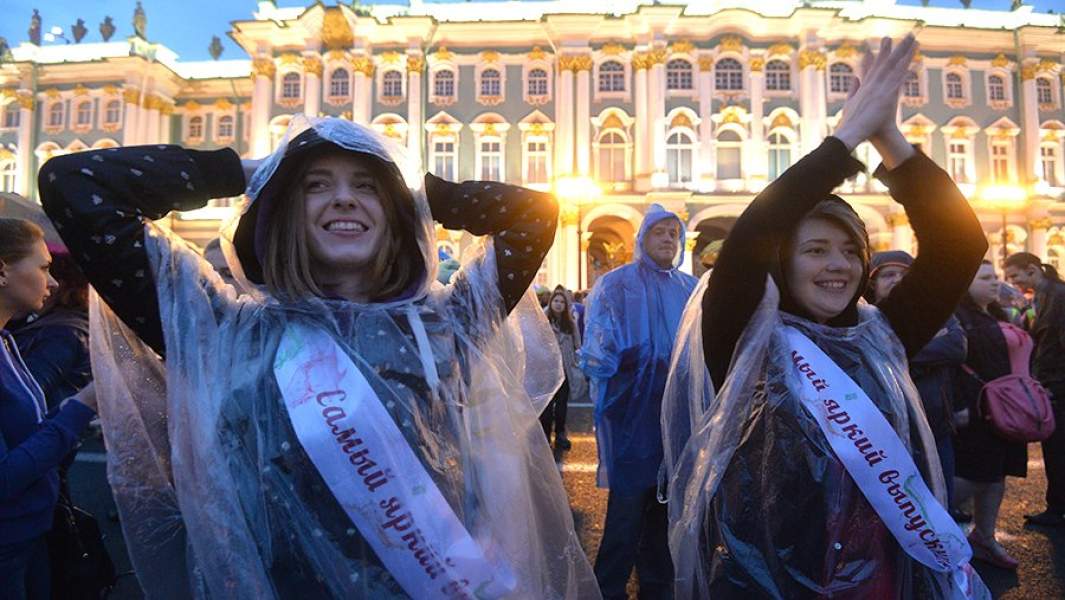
[581,205,698,494]
[88,116,599,599]
[661,275,989,599]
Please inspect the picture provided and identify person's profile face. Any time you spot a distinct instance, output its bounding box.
[301,151,388,280]
[1003,264,1039,292]
[643,219,681,269]
[785,217,864,323]
[968,263,1000,307]
[873,264,908,303]
[0,240,58,316]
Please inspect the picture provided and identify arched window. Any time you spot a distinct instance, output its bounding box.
[945,73,964,100]
[188,115,204,140]
[217,115,235,139]
[2,104,19,129]
[829,63,854,94]
[666,130,695,185]
[281,72,301,99]
[527,69,548,97]
[903,71,920,98]
[0,159,15,193]
[988,75,1006,102]
[1037,77,1054,105]
[525,137,549,185]
[382,71,404,98]
[1041,143,1061,187]
[478,137,503,180]
[947,140,971,183]
[48,103,64,128]
[666,59,693,91]
[433,70,455,98]
[431,135,457,180]
[104,100,121,125]
[75,101,92,127]
[715,58,743,91]
[597,130,626,182]
[598,61,625,92]
[765,60,790,91]
[991,140,1011,183]
[329,69,350,98]
[716,130,742,180]
[768,131,792,180]
[480,69,501,97]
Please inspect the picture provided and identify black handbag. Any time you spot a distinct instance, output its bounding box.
[47,490,116,599]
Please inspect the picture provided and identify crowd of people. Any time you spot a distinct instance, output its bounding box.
[2,34,1065,599]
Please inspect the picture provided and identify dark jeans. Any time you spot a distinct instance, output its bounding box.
[540,378,569,442]
[1043,385,1065,513]
[594,486,673,600]
[0,536,50,600]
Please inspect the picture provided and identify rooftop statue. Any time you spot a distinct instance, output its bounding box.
[133,1,147,39]
[28,9,41,46]
[71,18,87,44]
[100,16,116,42]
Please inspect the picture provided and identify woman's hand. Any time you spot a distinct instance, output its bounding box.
[68,382,98,413]
[834,35,918,154]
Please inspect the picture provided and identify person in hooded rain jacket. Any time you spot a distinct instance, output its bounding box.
[582,203,697,600]
[39,117,600,599]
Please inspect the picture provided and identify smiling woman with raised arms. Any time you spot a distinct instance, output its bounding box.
[39,117,598,599]
[662,36,991,598]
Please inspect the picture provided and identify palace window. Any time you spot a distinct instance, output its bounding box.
[716,130,742,180]
[433,70,455,99]
[188,115,204,140]
[281,72,302,99]
[329,69,350,98]
[480,69,502,97]
[47,103,64,128]
[525,138,549,185]
[765,60,791,91]
[431,136,457,181]
[1042,144,1060,187]
[103,100,121,126]
[947,141,970,183]
[596,130,627,183]
[715,58,743,91]
[382,71,404,99]
[478,138,503,181]
[1036,77,1054,105]
[666,59,693,91]
[598,61,625,93]
[988,75,1006,102]
[768,131,792,180]
[217,115,235,140]
[0,159,15,193]
[75,101,92,127]
[527,69,548,97]
[666,130,695,186]
[829,63,854,94]
[903,71,921,98]
[991,141,1011,183]
[2,105,18,129]
[945,73,964,100]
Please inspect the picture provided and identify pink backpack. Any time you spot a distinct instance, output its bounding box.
[963,322,1055,443]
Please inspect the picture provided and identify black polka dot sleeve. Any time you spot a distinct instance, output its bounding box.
[39,145,246,356]
[424,173,558,316]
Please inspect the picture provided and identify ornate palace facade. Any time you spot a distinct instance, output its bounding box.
[2,0,1065,288]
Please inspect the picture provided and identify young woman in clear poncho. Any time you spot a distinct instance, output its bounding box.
[661,36,992,599]
[39,116,600,599]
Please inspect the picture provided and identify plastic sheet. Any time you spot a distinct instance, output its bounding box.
[581,205,698,493]
[89,117,595,599]
[662,275,989,599]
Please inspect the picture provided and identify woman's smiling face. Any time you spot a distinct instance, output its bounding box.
[785,216,864,323]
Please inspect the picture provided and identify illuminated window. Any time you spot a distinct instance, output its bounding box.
[666,130,695,186]
[525,138,549,185]
[991,142,1010,183]
[666,59,693,91]
[478,138,503,181]
[431,136,456,181]
[768,132,793,180]
[596,130,626,182]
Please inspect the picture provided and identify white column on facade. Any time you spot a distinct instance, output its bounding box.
[650,48,667,186]
[634,54,649,182]
[697,57,714,186]
[144,96,160,143]
[562,219,579,290]
[14,92,34,197]
[136,84,154,143]
[748,60,768,186]
[798,45,826,155]
[351,55,373,125]
[158,107,171,144]
[122,87,141,146]
[250,57,275,156]
[1020,60,1042,184]
[575,60,591,177]
[1029,215,1052,260]
[556,59,575,176]
[304,55,323,118]
[406,54,424,167]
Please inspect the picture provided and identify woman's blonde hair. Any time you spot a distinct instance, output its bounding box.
[0,218,44,267]
[260,151,421,301]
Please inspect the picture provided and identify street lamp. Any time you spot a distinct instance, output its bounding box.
[979,184,1029,266]
[554,175,601,290]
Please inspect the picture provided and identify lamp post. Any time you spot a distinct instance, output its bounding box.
[980,184,1029,267]
[554,176,601,290]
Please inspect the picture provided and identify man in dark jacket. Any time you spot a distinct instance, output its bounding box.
[868,251,967,509]
[1004,252,1065,525]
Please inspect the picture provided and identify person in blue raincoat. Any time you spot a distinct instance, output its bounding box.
[581,204,697,600]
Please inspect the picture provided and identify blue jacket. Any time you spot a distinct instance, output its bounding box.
[582,205,698,493]
[0,330,94,545]
[12,309,92,410]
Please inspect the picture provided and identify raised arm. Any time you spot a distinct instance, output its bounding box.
[39,146,246,355]
[425,174,558,316]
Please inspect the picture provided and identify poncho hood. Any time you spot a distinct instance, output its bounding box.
[634,203,687,270]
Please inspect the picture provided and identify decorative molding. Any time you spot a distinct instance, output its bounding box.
[670,40,695,55]
[183,100,201,112]
[647,48,668,66]
[601,43,626,56]
[749,57,764,72]
[991,53,1010,68]
[718,35,744,53]
[350,56,374,76]
[102,84,120,96]
[72,84,90,98]
[325,49,348,63]
[480,50,500,63]
[1038,58,1058,73]
[303,56,323,76]
[1031,217,1053,230]
[799,49,826,71]
[252,57,276,78]
[670,112,694,129]
[320,6,354,50]
[433,47,454,62]
[43,88,61,100]
[277,53,301,66]
[911,50,923,64]
[528,46,548,61]
[407,55,425,72]
[767,43,793,56]
[380,51,403,65]
[1022,63,1037,81]
[122,88,140,104]
[887,213,909,227]
[834,42,859,59]
[946,55,967,67]
[632,52,651,71]
[698,56,714,72]
[572,55,593,72]
[214,98,233,110]
[15,91,33,110]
